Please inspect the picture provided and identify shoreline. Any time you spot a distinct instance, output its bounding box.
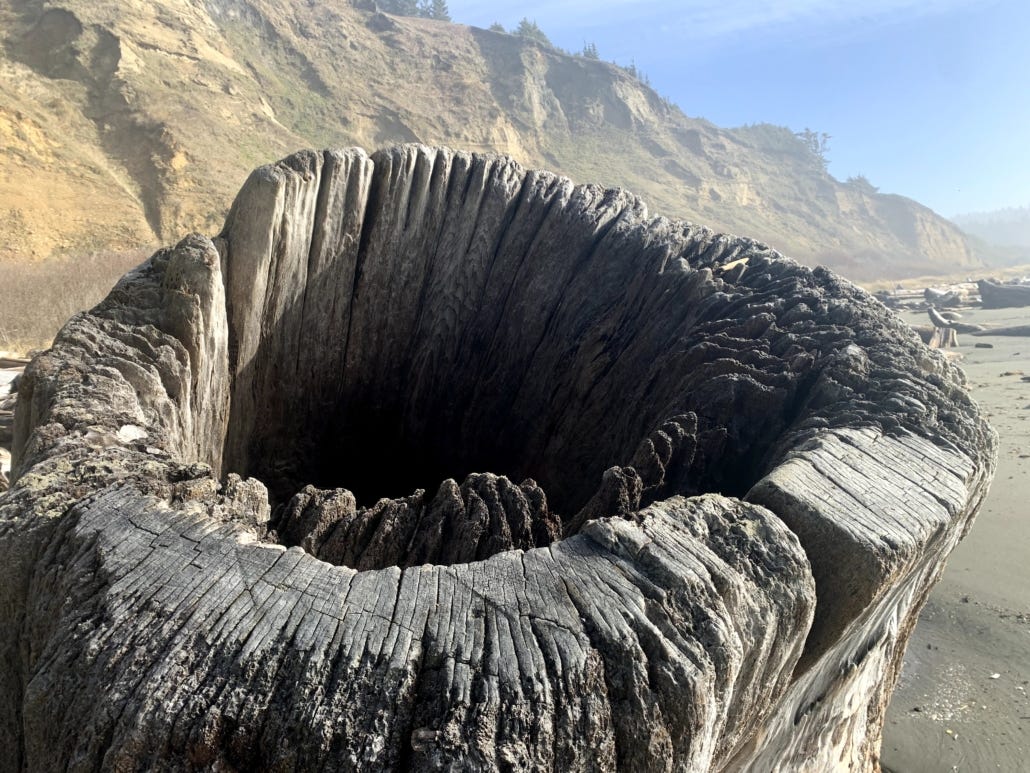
[882,305,1030,772]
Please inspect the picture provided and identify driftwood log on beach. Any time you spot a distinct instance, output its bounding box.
[923,287,964,307]
[0,146,995,771]
[978,279,1030,309]
[972,325,1030,337]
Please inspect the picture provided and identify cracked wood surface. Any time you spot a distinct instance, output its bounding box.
[0,145,995,771]
[21,487,810,771]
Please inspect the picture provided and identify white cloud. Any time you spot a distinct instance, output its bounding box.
[456,0,979,39]
[660,0,975,38]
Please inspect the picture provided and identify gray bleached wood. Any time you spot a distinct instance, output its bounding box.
[977,278,1030,309]
[0,145,995,771]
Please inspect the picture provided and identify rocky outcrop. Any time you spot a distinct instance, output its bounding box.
[0,146,995,771]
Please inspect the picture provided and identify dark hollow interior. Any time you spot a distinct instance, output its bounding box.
[218,149,809,531]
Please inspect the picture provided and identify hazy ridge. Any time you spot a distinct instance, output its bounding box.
[951,206,1030,267]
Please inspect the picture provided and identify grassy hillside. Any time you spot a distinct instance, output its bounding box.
[0,0,979,280]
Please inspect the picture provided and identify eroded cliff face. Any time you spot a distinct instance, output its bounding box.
[0,0,976,279]
[0,147,995,770]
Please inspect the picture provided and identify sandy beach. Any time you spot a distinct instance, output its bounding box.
[882,306,1030,772]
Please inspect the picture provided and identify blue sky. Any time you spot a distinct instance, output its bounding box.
[448,0,1029,217]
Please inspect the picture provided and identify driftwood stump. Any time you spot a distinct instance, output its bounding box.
[926,306,986,349]
[928,326,958,349]
[1,146,995,771]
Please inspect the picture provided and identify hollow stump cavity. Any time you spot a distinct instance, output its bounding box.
[0,146,995,772]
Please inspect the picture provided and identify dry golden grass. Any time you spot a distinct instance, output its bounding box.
[0,249,151,355]
[860,263,1030,293]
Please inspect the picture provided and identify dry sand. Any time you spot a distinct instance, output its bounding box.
[882,306,1030,772]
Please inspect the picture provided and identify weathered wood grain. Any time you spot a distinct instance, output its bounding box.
[0,145,995,771]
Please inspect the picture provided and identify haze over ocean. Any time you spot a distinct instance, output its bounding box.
[450,0,1029,217]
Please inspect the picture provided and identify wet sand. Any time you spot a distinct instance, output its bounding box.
[882,306,1030,772]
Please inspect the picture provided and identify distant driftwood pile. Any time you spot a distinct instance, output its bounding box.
[0,146,995,771]
[882,280,1030,317]
[877,279,1030,349]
